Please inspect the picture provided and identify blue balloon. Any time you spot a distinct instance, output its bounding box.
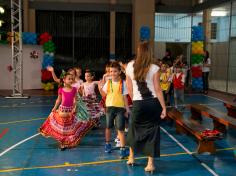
[42,54,54,69]
[140,26,150,41]
[22,32,37,45]
[192,26,204,41]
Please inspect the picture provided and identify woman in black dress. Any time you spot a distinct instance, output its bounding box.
[125,41,166,173]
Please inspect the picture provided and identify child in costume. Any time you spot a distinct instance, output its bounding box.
[47,66,90,121]
[160,64,171,106]
[80,69,104,125]
[39,72,93,150]
[173,64,185,109]
[74,66,84,89]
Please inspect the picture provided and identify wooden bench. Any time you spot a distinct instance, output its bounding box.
[190,104,236,133]
[224,101,236,118]
[167,108,217,154]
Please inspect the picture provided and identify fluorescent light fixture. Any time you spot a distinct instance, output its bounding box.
[0,6,4,14]
[211,11,227,17]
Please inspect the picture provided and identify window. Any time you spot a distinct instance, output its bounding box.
[211,23,217,39]
[198,22,217,39]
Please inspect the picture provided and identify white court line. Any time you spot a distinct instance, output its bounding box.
[166,102,222,108]
[0,133,40,157]
[187,93,225,103]
[203,94,225,103]
[160,127,219,176]
[185,93,224,102]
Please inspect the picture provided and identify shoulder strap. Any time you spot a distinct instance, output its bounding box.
[119,80,123,94]
[107,79,112,93]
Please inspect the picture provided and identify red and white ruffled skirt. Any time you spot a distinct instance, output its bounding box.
[39,107,95,148]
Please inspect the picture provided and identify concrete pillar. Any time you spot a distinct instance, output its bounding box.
[28,9,36,33]
[23,0,29,32]
[132,0,155,54]
[110,0,116,60]
[203,9,211,51]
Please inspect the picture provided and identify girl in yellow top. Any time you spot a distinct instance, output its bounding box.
[99,61,130,159]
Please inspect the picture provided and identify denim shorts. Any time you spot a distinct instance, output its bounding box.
[106,107,126,131]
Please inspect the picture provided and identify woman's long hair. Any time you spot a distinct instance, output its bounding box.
[204,50,209,63]
[133,41,153,81]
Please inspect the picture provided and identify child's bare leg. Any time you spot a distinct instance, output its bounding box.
[118,130,125,147]
[105,128,111,142]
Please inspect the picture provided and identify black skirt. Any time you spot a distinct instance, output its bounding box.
[127,98,162,157]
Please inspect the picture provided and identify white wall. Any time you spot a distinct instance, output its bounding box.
[0,44,43,90]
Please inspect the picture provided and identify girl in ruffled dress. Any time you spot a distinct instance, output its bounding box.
[39,72,94,150]
[79,69,104,125]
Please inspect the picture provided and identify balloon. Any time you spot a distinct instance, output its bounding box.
[140,26,150,41]
[39,32,52,45]
[22,32,37,45]
[41,69,53,82]
[43,40,56,52]
[192,26,204,41]
[7,32,19,45]
[192,78,203,89]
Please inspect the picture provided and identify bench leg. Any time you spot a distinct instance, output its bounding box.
[191,108,202,121]
[213,120,226,133]
[197,140,216,154]
[166,116,174,123]
[226,108,236,118]
[176,123,186,134]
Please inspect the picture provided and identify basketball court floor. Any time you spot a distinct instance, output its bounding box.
[0,93,235,176]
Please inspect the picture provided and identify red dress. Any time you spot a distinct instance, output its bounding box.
[39,87,95,148]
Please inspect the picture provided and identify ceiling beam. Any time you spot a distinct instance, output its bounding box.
[29,1,132,12]
[155,5,192,13]
[156,0,235,13]
[192,0,234,12]
[29,0,236,13]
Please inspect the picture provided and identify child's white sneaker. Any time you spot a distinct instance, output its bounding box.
[114,138,119,143]
[116,140,121,147]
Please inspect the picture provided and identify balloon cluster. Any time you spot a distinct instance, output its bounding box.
[192,41,204,55]
[39,32,52,45]
[191,66,202,78]
[39,33,55,91]
[1,31,56,91]
[191,54,203,65]
[42,54,54,69]
[22,32,37,44]
[140,26,150,41]
[192,78,203,89]
[42,82,55,91]
[192,26,204,41]
[191,26,204,90]
[7,32,19,44]
[41,69,53,82]
[43,40,56,53]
